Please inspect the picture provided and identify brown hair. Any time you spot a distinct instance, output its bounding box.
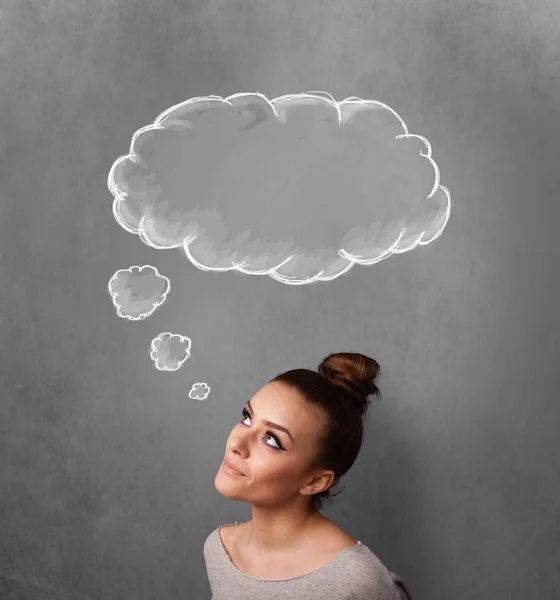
[269,352,382,512]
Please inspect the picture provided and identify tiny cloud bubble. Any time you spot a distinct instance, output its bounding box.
[189,382,211,401]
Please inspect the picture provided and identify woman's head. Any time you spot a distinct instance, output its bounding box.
[215,352,381,513]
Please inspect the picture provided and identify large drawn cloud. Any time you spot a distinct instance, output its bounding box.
[108,92,450,285]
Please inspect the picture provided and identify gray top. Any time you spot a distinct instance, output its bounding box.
[204,522,412,600]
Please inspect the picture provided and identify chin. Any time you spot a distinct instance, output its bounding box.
[214,469,242,499]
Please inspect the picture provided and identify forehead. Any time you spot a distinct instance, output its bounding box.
[251,381,328,436]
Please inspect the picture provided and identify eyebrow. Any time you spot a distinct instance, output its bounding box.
[246,399,294,443]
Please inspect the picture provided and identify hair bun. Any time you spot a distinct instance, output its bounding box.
[318,352,381,415]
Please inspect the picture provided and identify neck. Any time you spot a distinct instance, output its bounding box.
[243,505,326,556]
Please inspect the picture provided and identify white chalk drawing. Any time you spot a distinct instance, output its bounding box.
[107,265,171,320]
[150,331,192,372]
[188,381,211,401]
[106,91,451,375]
[107,91,451,286]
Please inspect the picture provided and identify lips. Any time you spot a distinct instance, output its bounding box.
[223,457,245,476]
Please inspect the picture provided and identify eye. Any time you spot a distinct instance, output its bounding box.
[240,408,285,451]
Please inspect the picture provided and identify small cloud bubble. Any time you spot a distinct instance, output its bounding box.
[149,332,192,371]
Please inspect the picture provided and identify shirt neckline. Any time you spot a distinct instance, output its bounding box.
[217,522,363,583]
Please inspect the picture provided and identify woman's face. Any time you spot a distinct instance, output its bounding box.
[214,381,335,508]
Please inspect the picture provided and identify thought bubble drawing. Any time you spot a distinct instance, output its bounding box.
[189,382,211,401]
[107,265,171,320]
[150,332,192,371]
[108,91,450,285]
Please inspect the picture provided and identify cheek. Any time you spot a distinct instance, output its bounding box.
[252,459,300,486]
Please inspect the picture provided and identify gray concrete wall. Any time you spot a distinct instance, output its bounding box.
[1,1,559,598]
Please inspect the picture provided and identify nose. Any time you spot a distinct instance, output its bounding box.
[228,438,248,461]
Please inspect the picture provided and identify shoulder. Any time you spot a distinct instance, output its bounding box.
[204,521,239,552]
[343,547,412,599]
[312,517,359,549]
[217,521,241,545]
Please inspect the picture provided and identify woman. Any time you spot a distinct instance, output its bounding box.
[204,352,412,599]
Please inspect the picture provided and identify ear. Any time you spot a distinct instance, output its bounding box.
[299,470,335,496]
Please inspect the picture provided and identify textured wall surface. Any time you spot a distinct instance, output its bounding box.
[1,1,559,598]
